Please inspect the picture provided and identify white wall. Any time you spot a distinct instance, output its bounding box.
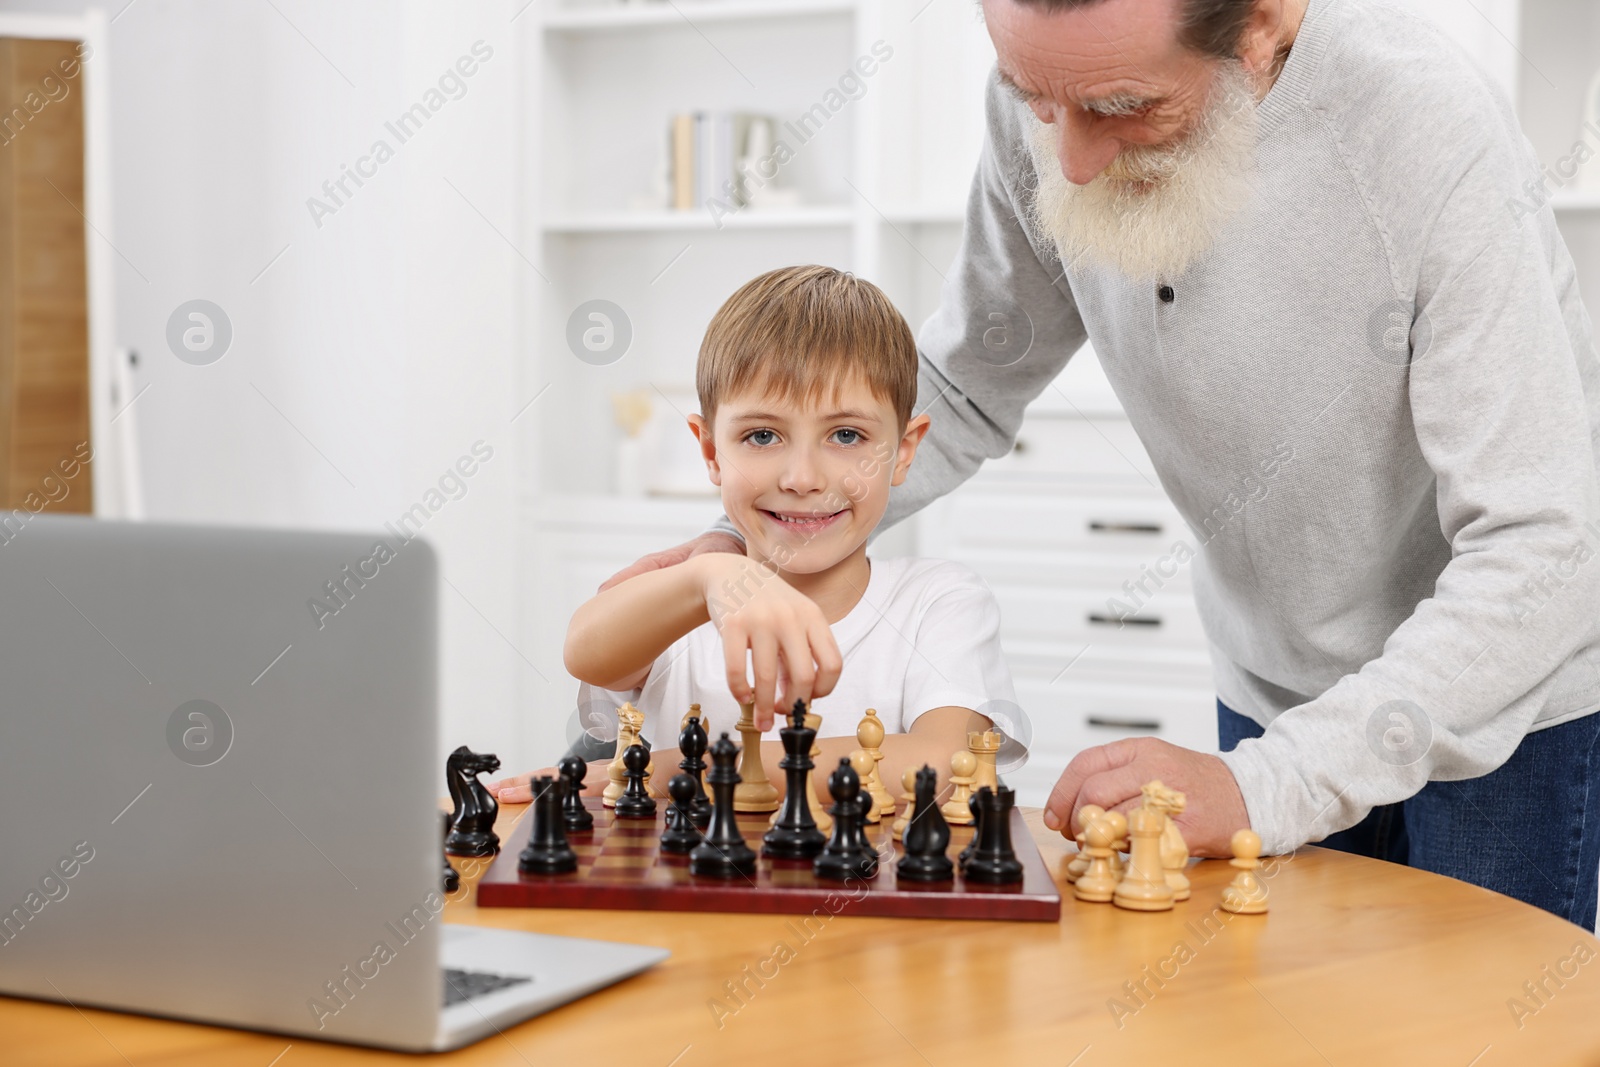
[7,0,532,772]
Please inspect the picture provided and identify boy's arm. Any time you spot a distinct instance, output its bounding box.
[564,556,716,690]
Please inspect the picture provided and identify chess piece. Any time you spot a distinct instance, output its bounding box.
[1064,804,1104,884]
[660,773,701,854]
[856,708,896,819]
[963,787,1024,885]
[732,702,780,812]
[614,744,658,818]
[558,755,594,832]
[805,707,832,834]
[958,783,984,867]
[441,811,459,893]
[690,733,758,878]
[896,765,953,882]
[890,767,917,841]
[814,757,879,881]
[968,729,1003,794]
[1142,780,1190,901]
[763,702,828,860]
[940,750,977,825]
[848,751,881,824]
[517,775,578,874]
[444,745,501,856]
[1220,829,1268,914]
[678,712,713,829]
[1073,810,1127,903]
[604,703,647,807]
[1113,802,1175,911]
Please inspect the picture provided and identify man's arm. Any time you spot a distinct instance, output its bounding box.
[701,64,1090,546]
[1217,120,1600,856]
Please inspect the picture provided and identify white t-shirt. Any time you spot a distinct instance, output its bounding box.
[578,555,1025,768]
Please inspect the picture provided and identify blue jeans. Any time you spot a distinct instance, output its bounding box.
[1217,700,1600,930]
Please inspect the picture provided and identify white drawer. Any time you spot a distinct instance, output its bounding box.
[928,492,1187,558]
[1012,676,1219,758]
[978,415,1158,486]
[993,583,1208,654]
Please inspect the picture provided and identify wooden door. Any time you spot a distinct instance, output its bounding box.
[0,36,92,513]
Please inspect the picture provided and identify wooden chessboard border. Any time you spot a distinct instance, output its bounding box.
[475,798,1061,922]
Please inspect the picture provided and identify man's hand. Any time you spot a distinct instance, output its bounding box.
[599,531,745,593]
[696,554,842,731]
[1042,738,1251,858]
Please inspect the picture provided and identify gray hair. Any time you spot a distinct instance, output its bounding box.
[1000,0,1257,60]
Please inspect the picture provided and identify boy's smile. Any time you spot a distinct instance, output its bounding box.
[687,374,929,620]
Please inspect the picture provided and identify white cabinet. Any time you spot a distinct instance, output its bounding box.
[916,352,1218,807]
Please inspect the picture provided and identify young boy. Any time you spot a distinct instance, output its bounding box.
[495,265,1022,801]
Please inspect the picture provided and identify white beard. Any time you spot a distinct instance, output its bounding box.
[1023,61,1260,282]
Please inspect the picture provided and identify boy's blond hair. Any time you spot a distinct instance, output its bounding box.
[696,265,916,431]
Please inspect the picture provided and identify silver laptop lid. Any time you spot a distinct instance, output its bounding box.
[0,515,442,1048]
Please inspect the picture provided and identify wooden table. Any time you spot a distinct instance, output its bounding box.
[7,805,1600,1066]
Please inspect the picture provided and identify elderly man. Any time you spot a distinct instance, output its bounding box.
[606,0,1600,926]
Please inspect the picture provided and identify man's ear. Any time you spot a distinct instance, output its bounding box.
[891,413,932,487]
[687,413,722,486]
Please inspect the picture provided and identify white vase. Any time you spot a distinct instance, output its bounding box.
[615,436,644,497]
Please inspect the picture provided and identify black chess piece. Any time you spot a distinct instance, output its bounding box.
[896,765,954,882]
[678,714,713,829]
[958,785,983,868]
[660,773,702,854]
[558,755,594,832]
[444,745,501,856]
[614,743,658,818]
[441,811,460,893]
[689,733,758,878]
[962,786,1024,885]
[814,757,879,881]
[518,775,578,874]
[762,700,827,860]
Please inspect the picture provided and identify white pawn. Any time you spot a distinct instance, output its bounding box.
[1064,804,1104,884]
[891,767,917,841]
[1221,829,1268,914]
[940,750,977,826]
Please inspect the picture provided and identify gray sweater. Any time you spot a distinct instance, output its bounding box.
[709,0,1600,854]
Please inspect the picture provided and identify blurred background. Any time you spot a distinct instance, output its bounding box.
[0,0,1596,803]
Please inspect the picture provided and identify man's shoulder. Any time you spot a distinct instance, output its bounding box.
[1310,0,1520,164]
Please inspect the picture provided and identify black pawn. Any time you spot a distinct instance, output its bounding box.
[896,765,953,883]
[814,757,878,881]
[517,775,578,875]
[763,700,827,860]
[678,715,713,829]
[962,786,1024,885]
[558,755,594,832]
[441,811,460,893]
[614,743,658,818]
[660,773,702,854]
[689,733,758,878]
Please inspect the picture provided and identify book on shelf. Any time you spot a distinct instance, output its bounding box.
[667,110,774,213]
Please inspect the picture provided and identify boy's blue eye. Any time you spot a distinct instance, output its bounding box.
[832,429,861,445]
[746,429,777,446]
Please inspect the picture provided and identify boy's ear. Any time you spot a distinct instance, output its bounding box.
[891,413,931,488]
[686,413,722,486]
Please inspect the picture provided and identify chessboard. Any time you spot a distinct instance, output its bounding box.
[475,797,1062,922]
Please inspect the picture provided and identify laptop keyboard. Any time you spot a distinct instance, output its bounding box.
[442,967,534,1007]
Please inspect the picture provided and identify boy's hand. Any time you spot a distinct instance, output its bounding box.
[695,555,842,730]
[599,531,745,593]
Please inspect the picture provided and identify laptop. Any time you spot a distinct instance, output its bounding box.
[0,514,667,1052]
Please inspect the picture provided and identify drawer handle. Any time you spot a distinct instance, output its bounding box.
[1012,438,1027,454]
[1088,521,1163,535]
[1086,715,1161,731]
[1087,613,1162,628]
